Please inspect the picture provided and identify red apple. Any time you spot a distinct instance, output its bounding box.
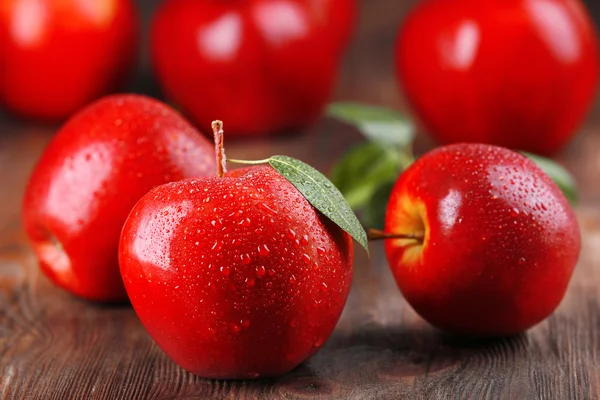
[0,0,139,121]
[381,143,580,336]
[150,0,355,137]
[119,124,354,378]
[22,94,215,302]
[396,0,599,155]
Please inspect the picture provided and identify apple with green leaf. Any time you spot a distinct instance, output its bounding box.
[373,143,581,336]
[119,121,367,378]
[328,103,580,230]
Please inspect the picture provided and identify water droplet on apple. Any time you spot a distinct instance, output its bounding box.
[211,219,223,229]
[316,247,326,256]
[241,319,250,328]
[259,202,278,215]
[518,257,526,265]
[510,208,519,218]
[302,254,311,264]
[246,278,255,287]
[286,229,296,239]
[220,266,230,276]
[290,275,297,285]
[211,241,223,252]
[314,337,324,347]
[301,235,309,246]
[320,282,329,292]
[258,244,270,257]
[230,323,241,333]
[256,266,266,277]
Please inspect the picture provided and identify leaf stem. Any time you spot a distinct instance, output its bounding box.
[212,120,227,178]
[367,229,424,243]
[228,158,271,165]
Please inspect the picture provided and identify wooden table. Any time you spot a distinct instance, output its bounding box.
[2,1,600,399]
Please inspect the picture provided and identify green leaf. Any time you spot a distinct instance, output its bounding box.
[522,152,579,206]
[267,155,370,255]
[330,142,401,210]
[327,102,414,148]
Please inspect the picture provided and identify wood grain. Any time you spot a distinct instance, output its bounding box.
[2,0,600,398]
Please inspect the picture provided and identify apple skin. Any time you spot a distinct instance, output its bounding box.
[0,0,139,122]
[119,165,353,379]
[150,0,355,137]
[22,94,215,302]
[396,0,599,155]
[384,143,580,336]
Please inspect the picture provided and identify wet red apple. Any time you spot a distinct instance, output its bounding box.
[22,94,215,301]
[119,122,354,378]
[380,143,580,336]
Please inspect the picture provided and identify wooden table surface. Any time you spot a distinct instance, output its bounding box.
[2,1,600,399]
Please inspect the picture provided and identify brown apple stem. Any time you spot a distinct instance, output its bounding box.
[212,120,227,178]
[367,229,425,243]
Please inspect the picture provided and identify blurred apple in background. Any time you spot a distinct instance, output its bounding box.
[396,0,599,155]
[150,0,356,137]
[0,0,139,122]
[22,95,215,302]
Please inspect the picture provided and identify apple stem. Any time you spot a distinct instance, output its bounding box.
[367,229,424,243]
[212,120,227,178]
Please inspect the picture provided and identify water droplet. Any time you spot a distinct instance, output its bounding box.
[246,278,255,287]
[230,323,241,333]
[211,219,223,229]
[211,241,223,252]
[240,217,251,227]
[286,229,296,239]
[313,337,324,347]
[302,254,311,264]
[241,254,252,265]
[518,257,526,265]
[220,266,230,276]
[258,244,270,257]
[510,208,519,218]
[241,319,250,328]
[313,263,319,271]
[259,203,278,215]
[290,275,297,285]
[300,235,309,246]
[256,266,266,277]
[320,282,329,292]
[316,247,326,256]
